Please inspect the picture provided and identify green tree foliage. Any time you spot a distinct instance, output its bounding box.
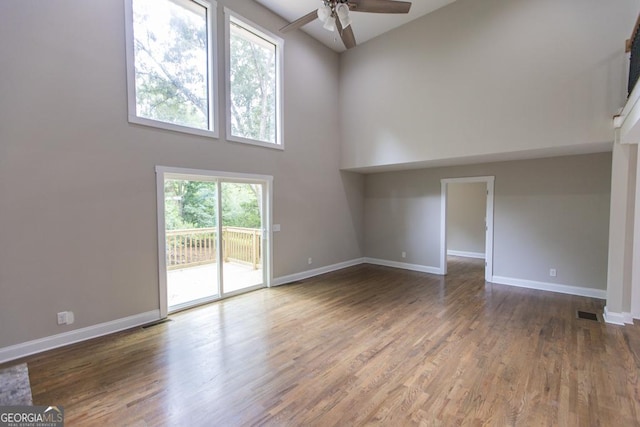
[221,183,261,228]
[164,180,261,230]
[182,182,218,227]
[132,0,277,140]
[229,21,276,143]
[133,0,208,129]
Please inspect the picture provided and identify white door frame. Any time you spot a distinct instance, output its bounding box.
[155,166,273,318]
[440,176,495,281]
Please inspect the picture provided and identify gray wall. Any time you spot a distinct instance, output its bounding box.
[0,0,623,352]
[364,153,612,290]
[0,0,363,348]
[447,182,486,255]
[340,0,636,171]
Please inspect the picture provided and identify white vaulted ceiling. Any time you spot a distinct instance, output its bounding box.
[254,0,458,52]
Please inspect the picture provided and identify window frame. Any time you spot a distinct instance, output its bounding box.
[124,0,219,138]
[224,8,284,150]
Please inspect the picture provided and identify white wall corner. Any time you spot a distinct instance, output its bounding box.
[0,310,161,364]
[603,306,634,325]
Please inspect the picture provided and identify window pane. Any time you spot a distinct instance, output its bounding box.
[132,0,209,130]
[229,20,277,144]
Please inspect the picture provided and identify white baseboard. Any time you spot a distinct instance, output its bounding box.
[447,250,485,259]
[603,306,634,325]
[364,258,443,275]
[271,258,366,286]
[0,266,615,363]
[490,276,606,300]
[0,310,161,364]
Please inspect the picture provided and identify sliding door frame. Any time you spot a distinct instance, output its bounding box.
[155,165,273,318]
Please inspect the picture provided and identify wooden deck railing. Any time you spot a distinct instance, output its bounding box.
[166,227,262,270]
[222,227,262,269]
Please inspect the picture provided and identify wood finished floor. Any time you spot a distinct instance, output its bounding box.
[11,258,640,425]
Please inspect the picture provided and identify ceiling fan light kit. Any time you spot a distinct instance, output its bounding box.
[323,18,337,31]
[317,4,332,22]
[322,16,337,32]
[281,0,412,49]
[335,4,352,28]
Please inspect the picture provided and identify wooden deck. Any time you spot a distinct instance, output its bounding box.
[167,262,263,307]
[14,257,640,425]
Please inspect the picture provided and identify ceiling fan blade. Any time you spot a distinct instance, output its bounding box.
[337,20,357,49]
[280,10,319,33]
[349,0,412,14]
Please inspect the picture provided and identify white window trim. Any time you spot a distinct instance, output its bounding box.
[124,0,219,138]
[224,7,284,150]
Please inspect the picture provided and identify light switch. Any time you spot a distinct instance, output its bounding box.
[273,224,281,232]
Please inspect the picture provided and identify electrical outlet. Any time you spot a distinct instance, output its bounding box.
[308,257,312,265]
[67,311,75,324]
[549,268,557,277]
[57,312,67,325]
[401,251,406,258]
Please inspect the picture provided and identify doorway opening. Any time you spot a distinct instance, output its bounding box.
[156,166,272,316]
[440,177,494,281]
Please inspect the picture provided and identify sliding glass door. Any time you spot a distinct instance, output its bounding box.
[220,182,264,294]
[157,167,270,314]
[164,177,220,311]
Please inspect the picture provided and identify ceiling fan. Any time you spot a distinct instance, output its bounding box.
[280,0,412,50]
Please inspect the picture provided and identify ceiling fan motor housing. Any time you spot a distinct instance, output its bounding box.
[281,0,412,50]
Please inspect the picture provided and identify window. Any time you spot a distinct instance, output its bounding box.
[225,10,283,148]
[125,0,217,137]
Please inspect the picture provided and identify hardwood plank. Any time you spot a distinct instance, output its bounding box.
[6,257,640,425]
